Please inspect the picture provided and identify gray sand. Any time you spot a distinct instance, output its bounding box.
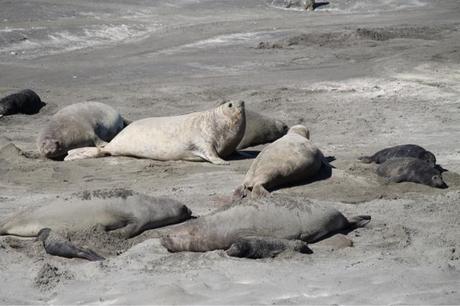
[1,0,460,304]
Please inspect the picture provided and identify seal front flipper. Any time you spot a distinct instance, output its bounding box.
[64,147,107,161]
[37,228,105,261]
[225,236,312,259]
[199,144,230,165]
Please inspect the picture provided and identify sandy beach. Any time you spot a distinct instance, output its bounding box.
[1,0,460,304]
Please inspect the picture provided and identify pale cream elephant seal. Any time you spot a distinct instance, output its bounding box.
[37,102,129,160]
[233,124,328,198]
[65,101,246,165]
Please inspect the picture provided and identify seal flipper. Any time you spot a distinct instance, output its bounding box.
[64,147,107,161]
[225,236,312,259]
[37,228,104,261]
[347,215,371,230]
[232,184,248,201]
[251,184,270,199]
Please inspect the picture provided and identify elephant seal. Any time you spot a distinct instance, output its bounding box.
[271,0,316,10]
[0,189,192,238]
[0,89,45,118]
[37,228,105,261]
[377,157,447,188]
[37,102,128,159]
[161,195,370,258]
[359,144,436,165]
[234,124,328,198]
[65,101,246,165]
[237,109,288,150]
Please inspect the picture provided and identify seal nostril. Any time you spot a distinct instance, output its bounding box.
[228,103,232,108]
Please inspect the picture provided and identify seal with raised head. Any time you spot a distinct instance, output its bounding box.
[0,189,192,239]
[377,157,447,188]
[161,195,370,258]
[37,102,128,159]
[234,124,328,198]
[0,89,45,118]
[359,144,436,165]
[237,109,288,150]
[64,101,246,165]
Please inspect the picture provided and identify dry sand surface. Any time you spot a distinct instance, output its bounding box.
[1,0,460,304]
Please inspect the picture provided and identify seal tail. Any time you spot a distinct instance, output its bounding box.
[348,215,371,229]
[64,147,107,161]
[358,156,373,163]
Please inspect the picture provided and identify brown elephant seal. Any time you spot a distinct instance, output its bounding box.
[0,189,192,238]
[272,0,316,10]
[65,101,246,165]
[161,195,370,258]
[377,157,447,189]
[0,89,45,118]
[359,144,436,165]
[237,109,288,150]
[37,102,128,159]
[234,124,328,198]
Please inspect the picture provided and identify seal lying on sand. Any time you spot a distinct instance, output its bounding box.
[234,125,328,198]
[37,102,128,159]
[161,195,370,258]
[0,189,192,260]
[237,109,288,150]
[65,101,246,165]
[377,157,447,189]
[0,89,45,118]
[359,144,436,165]
[272,0,316,10]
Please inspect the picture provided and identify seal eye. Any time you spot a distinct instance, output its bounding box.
[228,103,232,108]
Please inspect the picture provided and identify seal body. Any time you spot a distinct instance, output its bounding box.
[65,101,246,165]
[234,125,325,198]
[359,144,436,165]
[237,109,288,150]
[0,190,192,238]
[37,102,127,159]
[272,0,316,10]
[161,195,370,258]
[376,157,447,188]
[0,89,45,117]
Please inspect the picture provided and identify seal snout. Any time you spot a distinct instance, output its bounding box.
[181,205,193,219]
[40,138,63,157]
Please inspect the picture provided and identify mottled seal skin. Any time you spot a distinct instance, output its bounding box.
[0,89,45,117]
[161,195,370,258]
[359,144,436,165]
[237,109,288,150]
[37,228,105,261]
[273,0,316,10]
[377,157,447,188]
[65,101,246,165]
[234,124,327,198]
[0,190,192,238]
[37,102,128,159]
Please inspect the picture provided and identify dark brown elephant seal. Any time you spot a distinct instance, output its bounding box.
[359,144,436,165]
[37,102,128,159]
[0,89,45,118]
[161,195,370,258]
[377,157,447,189]
[237,109,288,150]
[234,125,328,198]
[65,101,245,165]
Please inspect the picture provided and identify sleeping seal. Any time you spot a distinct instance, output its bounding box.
[37,102,128,159]
[234,125,328,198]
[359,144,436,165]
[0,89,45,117]
[161,195,370,258]
[377,157,447,189]
[65,101,245,165]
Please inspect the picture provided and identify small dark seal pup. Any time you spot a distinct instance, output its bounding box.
[0,89,45,117]
[37,228,104,261]
[377,157,447,188]
[359,144,436,165]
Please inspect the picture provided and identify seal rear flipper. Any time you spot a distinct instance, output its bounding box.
[64,147,106,161]
[232,184,248,201]
[347,215,371,229]
[225,236,312,259]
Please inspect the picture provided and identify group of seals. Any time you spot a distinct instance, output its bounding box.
[234,125,328,198]
[162,195,370,258]
[64,101,246,164]
[0,89,45,118]
[359,144,447,188]
[37,102,129,159]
